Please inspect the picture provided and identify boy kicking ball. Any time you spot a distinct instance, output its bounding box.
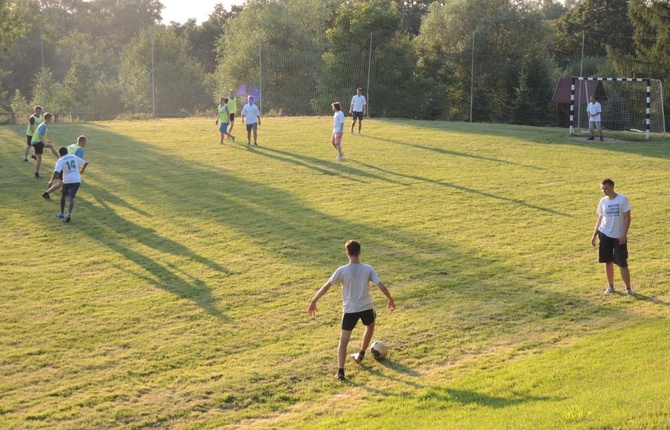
[308,240,395,381]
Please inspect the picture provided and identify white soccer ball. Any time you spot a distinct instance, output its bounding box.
[370,340,388,360]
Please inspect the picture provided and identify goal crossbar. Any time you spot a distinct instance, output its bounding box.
[569,76,663,140]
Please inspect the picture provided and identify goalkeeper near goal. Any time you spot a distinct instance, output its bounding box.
[587,96,603,142]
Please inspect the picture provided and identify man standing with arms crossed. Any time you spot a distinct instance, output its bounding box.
[349,87,367,136]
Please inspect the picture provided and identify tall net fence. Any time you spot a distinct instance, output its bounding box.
[2,32,668,135]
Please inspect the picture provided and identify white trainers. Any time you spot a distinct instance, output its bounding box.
[350,129,354,135]
[351,353,363,364]
[625,289,634,297]
[358,132,362,136]
[604,286,615,295]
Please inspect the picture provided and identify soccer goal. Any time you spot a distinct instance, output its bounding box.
[569,77,666,140]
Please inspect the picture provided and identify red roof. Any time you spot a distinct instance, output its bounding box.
[551,77,608,104]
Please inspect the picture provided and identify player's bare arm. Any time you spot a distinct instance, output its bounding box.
[308,282,332,316]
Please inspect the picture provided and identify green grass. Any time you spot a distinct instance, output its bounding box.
[1,118,669,429]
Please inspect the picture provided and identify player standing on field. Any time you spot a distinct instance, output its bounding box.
[587,95,603,141]
[349,87,367,136]
[308,240,395,381]
[331,102,345,161]
[241,95,261,146]
[591,178,633,296]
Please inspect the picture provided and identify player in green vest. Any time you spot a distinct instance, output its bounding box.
[215,97,236,144]
[23,105,43,162]
[226,89,237,134]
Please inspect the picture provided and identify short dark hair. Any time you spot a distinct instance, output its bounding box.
[77,135,87,145]
[332,102,341,111]
[357,87,363,92]
[44,113,53,120]
[345,240,361,256]
[601,178,615,187]
[58,146,68,156]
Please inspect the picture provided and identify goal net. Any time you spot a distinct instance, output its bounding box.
[569,77,666,139]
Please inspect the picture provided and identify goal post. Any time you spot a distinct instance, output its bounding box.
[569,77,666,140]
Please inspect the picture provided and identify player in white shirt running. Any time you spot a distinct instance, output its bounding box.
[48,146,89,223]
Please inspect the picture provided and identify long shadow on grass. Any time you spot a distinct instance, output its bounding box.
[248,146,407,186]
[347,159,570,217]
[74,181,230,321]
[420,387,554,408]
[365,134,546,171]
[40,122,638,385]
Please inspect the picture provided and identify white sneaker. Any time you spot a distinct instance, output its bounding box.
[350,129,354,135]
[604,286,615,295]
[358,132,362,136]
[625,289,634,297]
[351,353,363,364]
[336,156,342,161]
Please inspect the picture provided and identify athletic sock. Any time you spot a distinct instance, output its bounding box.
[337,368,344,377]
[358,351,365,358]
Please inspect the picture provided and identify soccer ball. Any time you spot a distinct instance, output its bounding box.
[370,341,388,360]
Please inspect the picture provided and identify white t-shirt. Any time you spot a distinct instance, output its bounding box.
[241,103,260,124]
[351,95,366,112]
[54,154,86,184]
[328,262,381,313]
[597,193,631,239]
[333,110,345,133]
[587,102,602,122]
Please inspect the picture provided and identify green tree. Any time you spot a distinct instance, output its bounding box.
[119,28,210,116]
[415,0,556,123]
[551,0,635,70]
[0,0,28,51]
[215,0,338,115]
[316,0,436,118]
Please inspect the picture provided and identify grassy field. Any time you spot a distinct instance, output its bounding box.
[1,117,669,429]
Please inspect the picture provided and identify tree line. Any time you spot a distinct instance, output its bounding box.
[1,0,669,125]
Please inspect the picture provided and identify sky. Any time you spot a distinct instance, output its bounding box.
[160,0,244,24]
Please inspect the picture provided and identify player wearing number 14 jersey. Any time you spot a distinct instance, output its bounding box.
[49,146,89,223]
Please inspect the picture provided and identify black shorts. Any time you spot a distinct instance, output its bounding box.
[26,135,33,146]
[341,309,376,331]
[32,142,44,155]
[62,182,81,199]
[598,231,628,267]
[229,113,235,122]
[352,111,364,121]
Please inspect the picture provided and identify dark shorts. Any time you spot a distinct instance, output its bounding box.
[26,135,33,146]
[229,113,235,122]
[62,182,81,199]
[352,111,364,121]
[246,123,258,132]
[341,309,376,331]
[598,231,628,267]
[32,141,44,154]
